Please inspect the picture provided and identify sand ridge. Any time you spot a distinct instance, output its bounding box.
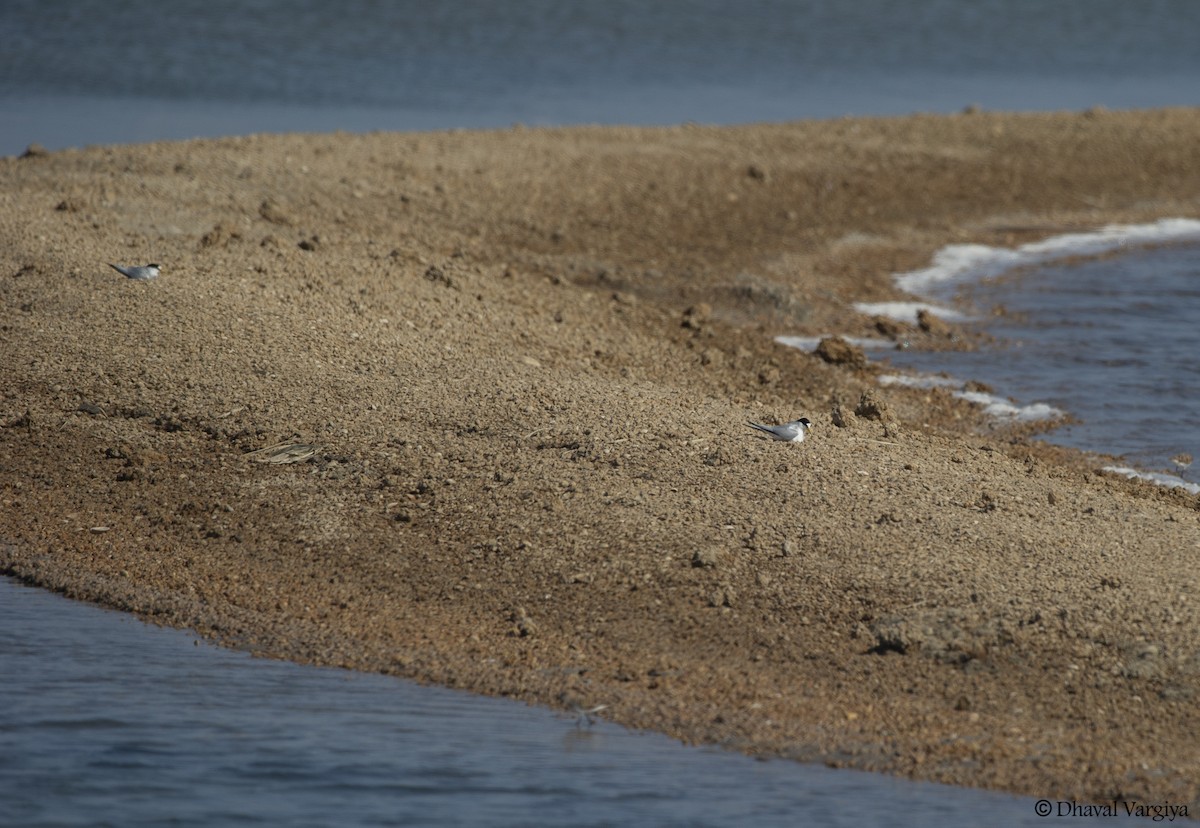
[3,108,1200,807]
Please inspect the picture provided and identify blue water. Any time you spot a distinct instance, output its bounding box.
[3,0,1200,155]
[0,578,1114,828]
[884,243,1200,481]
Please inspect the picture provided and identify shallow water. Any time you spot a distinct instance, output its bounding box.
[3,0,1200,155]
[880,240,1200,485]
[0,578,1129,827]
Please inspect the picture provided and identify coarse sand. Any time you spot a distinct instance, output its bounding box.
[3,108,1200,808]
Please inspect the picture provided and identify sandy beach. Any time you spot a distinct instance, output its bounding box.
[3,108,1200,808]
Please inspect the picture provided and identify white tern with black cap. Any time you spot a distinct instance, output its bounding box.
[108,263,161,280]
[746,417,812,443]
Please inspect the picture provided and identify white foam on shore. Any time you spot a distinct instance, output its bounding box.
[865,222,1200,492]
[878,373,1064,422]
[954,391,1064,422]
[893,218,1200,295]
[842,220,1200,326]
[877,373,961,390]
[774,335,896,352]
[1102,466,1200,496]
[850,301,971,324]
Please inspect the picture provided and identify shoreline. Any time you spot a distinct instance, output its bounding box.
[3,109,1200,808]
[861,222,1200,490]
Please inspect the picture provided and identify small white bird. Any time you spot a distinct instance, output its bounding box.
[557,690,608,728]
[571,703,608,728]
[108,262,161,280]
[747,417,812,443]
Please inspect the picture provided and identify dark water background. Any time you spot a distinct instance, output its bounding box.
[880,240,1200,490]
[3,0,1200,155]
[1,578,1116,828]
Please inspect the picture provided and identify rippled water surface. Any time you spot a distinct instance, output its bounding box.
[3,0,1200,154]
[1,578,1123,827]
[883,242,1200,481]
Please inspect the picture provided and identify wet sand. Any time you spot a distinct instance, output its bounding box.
[3,108,1200,808]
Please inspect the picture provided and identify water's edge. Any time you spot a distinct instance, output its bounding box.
[2,575,1105,827]
[783,219,1200,494]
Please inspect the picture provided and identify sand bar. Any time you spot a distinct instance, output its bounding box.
[3,108,1200,807]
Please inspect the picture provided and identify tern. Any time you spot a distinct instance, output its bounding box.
[570,704,608,728]
[108,262,161,280]
[747,417,812,443]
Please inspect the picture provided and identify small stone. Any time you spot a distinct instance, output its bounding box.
[681,303,712,330]
[916,309,953,337]
[424,264,455,288]
[692,548,723,568]
[510,606,537,637]
[869,616,915,655]
[3,410,32,429]
[830,402,855,428]
[708,584,735,607]
[854,389,891,421]
[757,365,781,384]
[814,336,866,368]
[200,224,242,248]
[259,198,292,225]
[872,315,910,339]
